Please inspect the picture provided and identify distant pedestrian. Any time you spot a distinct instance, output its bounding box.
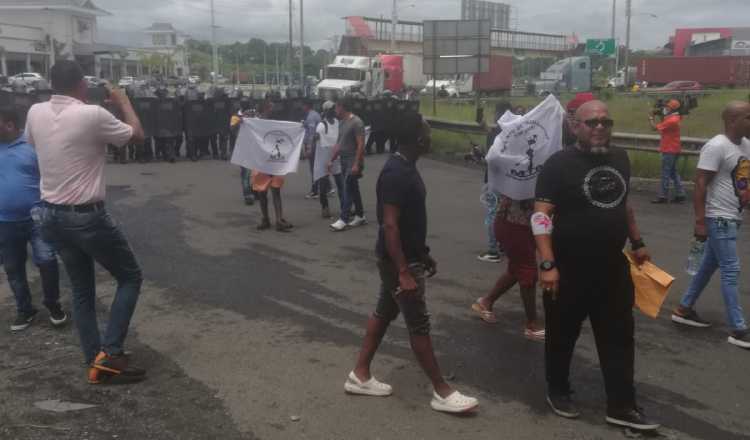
[534,100,659,430]
[25,60,147,385]
[314,101,345,219]
[478,101,511,264]
[0,106,67,332]
[344,113,478,414]
[232,110,255,206]
[671,101,750,350]
[650,99,687,204]
[328,98,367,231]
[302,99,322,199]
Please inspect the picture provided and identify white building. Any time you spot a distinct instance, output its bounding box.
[0,1,189,80]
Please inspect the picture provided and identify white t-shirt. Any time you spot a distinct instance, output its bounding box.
[26,95,133,205]
[313,120,342,180]
[697,134,750,221]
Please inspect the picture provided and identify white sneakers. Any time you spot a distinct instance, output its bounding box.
[348,216,368,227]
[330,216,367,232]
[344,371,479,413]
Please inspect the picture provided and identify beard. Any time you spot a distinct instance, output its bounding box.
[577,140,610,155]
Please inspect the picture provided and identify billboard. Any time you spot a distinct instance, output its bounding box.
[460,0,511,30]
[423,20,491,76]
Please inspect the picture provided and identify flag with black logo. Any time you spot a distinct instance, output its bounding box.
[231,118,305,175]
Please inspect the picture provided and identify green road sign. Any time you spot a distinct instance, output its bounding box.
[585,38,616,56]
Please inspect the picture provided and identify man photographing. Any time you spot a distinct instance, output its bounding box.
[26,60,147,384]
[533,101,659,431]
[649,99,687,204]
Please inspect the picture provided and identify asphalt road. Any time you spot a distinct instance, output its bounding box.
[1,154,749,440]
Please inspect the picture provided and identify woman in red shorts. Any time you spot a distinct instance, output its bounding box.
[472,195,546,340]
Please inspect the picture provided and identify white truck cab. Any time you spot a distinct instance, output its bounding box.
[316,56,385,99]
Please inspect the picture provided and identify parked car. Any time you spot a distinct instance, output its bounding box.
[10,72,44,87]
[188,75,201,85]
[84,76,102,87]
[656,80,703,93]
[118,76,135,87]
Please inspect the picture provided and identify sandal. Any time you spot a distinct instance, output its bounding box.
[471,298,497,324]
[430,390,479,413]
[344,371,393,397]
[524,327,546,341]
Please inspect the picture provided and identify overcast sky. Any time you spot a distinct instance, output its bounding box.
[94,0,750,51]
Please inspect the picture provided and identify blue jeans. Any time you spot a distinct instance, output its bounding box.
[680,217,747,331]
[0,219,60,315]
[486,208,498,254]
[340,156,364,223]
[659,153,686,199]
[38,205,143,363]
[240,167,254,202]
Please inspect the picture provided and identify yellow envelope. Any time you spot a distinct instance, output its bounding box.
[624,251,675,319]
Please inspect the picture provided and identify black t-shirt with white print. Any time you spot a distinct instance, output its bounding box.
[535,146,631,267]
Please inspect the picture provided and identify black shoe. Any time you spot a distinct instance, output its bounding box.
[257,219,271,231]
[672,195,686,204]
[728,330,750,349]
[48,304,68,327]
[650,197,668,204]
[671,308,712,328]
[244,197,255,206]
[606,408,660,431]
[547,393,580,419]
[11,309,38,332]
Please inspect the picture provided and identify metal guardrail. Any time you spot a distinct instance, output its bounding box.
[424,116,706,157]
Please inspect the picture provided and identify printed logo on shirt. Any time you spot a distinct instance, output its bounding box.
[731,156,750,211]
[500,120,551,181]
[263,130,294,163]
[582,165,627,209]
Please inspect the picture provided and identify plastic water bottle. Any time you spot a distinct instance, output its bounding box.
[685,240,706,276]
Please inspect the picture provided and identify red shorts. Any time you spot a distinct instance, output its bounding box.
[494,217,538,288]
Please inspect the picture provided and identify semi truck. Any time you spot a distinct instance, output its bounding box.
[534,56,591,95]
[636,56,750,87]
[381,54,428,93]
[315,55,386,99]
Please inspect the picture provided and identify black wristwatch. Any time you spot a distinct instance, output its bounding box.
[631,238,646,251]
[539,260,556,272]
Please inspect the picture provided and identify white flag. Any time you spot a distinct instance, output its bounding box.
[486,94,565,200]
[231,118,305,176]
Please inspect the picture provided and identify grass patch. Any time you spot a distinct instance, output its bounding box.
[422,89,750,139]
[430,127,699,180]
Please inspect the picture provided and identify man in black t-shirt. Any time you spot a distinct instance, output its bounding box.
[344,113,478,414]
[533,101,659,431]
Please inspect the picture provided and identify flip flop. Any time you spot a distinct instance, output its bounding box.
[524,327,546,341]
[471,299,497,324]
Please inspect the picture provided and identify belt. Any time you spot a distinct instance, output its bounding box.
[42,201,105,213]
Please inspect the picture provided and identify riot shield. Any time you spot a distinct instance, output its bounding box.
[154,98,183,138]
[211,97,231,134]
[133,97,157,138]
[183,99,213,137]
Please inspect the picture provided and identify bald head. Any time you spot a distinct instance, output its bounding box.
[722,101,750,142]
[575,100,609,121]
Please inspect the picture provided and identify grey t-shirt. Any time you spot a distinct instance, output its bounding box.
[337,114,365,159]
[698,134,750,221]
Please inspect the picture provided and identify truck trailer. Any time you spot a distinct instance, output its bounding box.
[637,56,750,87]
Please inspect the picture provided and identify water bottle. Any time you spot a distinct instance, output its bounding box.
[685,240,706,276]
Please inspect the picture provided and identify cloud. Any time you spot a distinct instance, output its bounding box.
[93,0,750,51]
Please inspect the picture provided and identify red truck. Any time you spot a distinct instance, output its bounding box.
[473,55,513,94]
[637,56,750,87]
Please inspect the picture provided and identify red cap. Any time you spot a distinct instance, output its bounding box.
[566,92,596,112]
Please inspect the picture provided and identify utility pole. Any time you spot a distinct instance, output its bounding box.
[275,45,280,88]
[390,0,397,53]
[623,0,632,87]
[612,0,619,77]
[210,0,218,85]
[299,0,305,94]
[263,45,267,85]
[288,0,293,86]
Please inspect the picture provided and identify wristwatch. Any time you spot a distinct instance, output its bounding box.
[539,260,556,272]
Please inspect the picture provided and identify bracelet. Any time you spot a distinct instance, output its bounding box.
[631,238,646,251]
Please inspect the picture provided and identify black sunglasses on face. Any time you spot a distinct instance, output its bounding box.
[583,118,614,129]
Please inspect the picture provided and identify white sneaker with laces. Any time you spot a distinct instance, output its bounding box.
[430,390,479,413]
[344,371,393,396]
[330,219,348,231]
[348,216,367,227]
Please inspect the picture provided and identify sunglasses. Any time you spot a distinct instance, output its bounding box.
[582,118,614,129]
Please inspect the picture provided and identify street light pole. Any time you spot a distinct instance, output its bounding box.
[210,0,218,85]
[623,0,632,87]
[288,0,293,86]
[612,0,619,77]
[391,0,397,53]
[300,0,305,94]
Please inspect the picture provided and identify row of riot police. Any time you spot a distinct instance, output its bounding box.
[1,86,421,164]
